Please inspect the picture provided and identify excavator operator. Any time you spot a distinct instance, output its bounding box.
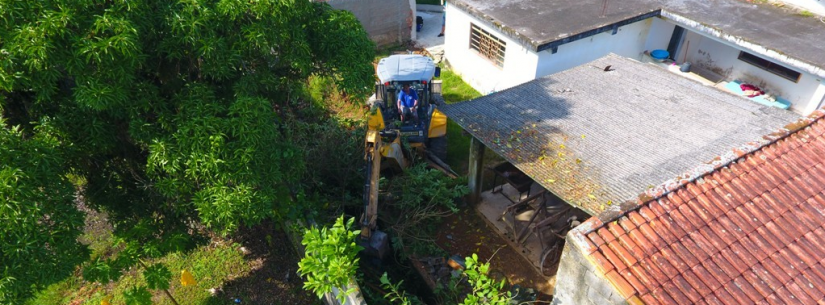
[397,84,419,126]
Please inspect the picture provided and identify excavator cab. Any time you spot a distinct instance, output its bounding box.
[359,55,451,259]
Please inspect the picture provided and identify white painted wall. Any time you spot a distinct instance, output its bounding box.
[443,3,539,94]
[774,0,825,16]
[533,18,652,78]
[807,83,825,114]
[643,17,676,54]
[680,31,825,114]
[446,8,825,113]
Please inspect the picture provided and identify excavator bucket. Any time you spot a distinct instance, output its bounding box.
[358,230,389,259]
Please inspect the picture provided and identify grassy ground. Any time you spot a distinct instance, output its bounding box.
[416,0,441,5]
[439,69,481,174]
[438,68,507,187]
[28,240,251,305]
[28,212,319,305]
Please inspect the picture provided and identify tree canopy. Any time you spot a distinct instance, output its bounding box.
[0,0,375,302]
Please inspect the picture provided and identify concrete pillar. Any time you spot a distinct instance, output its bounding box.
[468,136,485,205]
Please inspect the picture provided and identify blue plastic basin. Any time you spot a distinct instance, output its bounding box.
[650,49,669,60]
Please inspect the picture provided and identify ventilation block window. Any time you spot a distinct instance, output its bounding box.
[738,51,801,83]
[470,23,506,68]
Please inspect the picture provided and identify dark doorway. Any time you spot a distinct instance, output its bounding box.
[666,25,685,61]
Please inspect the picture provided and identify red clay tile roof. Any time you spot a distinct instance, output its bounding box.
[569,110,825,304]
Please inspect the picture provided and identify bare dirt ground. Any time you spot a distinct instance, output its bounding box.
[434,207,554,303]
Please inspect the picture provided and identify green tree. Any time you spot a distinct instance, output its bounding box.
[0,0,375,303]
[0,122,87,303]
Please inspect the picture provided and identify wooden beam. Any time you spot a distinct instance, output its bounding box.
[468,137,485,205]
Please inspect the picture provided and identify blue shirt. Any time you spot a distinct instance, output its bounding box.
[398,89,418,108]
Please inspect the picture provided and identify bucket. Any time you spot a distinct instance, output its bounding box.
[680,62,691,73]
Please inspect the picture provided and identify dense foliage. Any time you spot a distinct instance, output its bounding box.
[383,163,468,257]
[0,0,375,302]
[298,216,362,301]
[0,123,87,303]
[461,254,512,305]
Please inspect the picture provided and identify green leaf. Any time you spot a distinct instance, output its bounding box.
[379,272,390,286]
[123,286,152,305]
[143,263,172,290]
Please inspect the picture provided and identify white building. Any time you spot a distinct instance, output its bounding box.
[444,0,825,114]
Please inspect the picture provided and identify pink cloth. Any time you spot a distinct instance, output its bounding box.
[740,83,764,98]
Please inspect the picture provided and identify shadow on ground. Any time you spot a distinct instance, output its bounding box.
[204,221,321,305]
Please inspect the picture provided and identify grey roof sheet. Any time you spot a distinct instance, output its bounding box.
[441,54,798,214]
[451,0,825,70]
[376,55,436,83]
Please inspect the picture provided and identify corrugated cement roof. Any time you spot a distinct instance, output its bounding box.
[440,54,798,215]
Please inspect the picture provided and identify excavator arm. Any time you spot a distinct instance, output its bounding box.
[358,109,407,259]
[360,130,383,241]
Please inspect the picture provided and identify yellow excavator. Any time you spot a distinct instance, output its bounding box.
[359,55,455,258]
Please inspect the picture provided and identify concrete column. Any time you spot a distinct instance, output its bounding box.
[468,136,485,205]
